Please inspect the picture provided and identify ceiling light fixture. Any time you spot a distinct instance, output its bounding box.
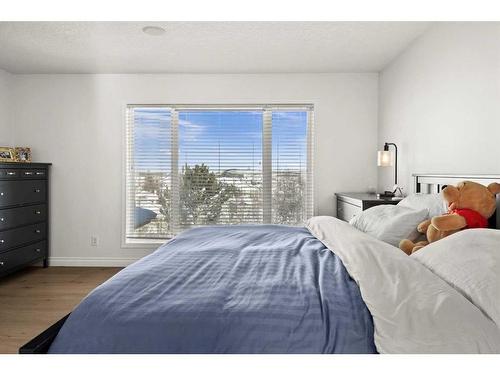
[142,26,166,36]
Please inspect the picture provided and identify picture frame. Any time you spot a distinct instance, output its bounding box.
[0,147,17,163]
[15,147,32,163]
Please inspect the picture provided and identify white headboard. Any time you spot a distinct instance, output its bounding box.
[413,173,500,229]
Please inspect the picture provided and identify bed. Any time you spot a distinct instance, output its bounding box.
[19,174,500,354]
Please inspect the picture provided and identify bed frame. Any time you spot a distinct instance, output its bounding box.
[18,314,69,354]
[18,173,500,354]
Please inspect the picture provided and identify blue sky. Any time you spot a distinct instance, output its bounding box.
[133,108,307,172]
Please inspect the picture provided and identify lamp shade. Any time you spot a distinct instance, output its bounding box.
[377,150,393,167]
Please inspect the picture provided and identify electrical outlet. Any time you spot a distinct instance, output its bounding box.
[90,236,99,247]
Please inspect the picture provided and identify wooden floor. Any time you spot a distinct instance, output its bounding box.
[0,266,121,354]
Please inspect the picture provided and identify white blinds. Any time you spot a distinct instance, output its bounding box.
[271,110,313,224]
[125,107,172,240]
[177,110,264,231]
[125,105,314,242]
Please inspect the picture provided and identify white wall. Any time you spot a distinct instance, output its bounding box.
[0,69,12,144]
[379,23,500,193]
[9,73,378,265]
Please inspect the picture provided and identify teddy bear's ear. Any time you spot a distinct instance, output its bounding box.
[487,182,500,195]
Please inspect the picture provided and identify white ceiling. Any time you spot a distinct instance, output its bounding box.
[0,22,431,74]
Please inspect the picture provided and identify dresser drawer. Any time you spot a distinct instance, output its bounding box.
[0,222,47,253]
[0,168,48,180]
[19,169,48,179]
[0,169,21,179]
[337,200,362,222]
[0,204,47,231]
[0,241,47,276]
[0,180,46,208]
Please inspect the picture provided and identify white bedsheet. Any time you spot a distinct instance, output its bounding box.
[307,216,500,354]
[412,229,500,329]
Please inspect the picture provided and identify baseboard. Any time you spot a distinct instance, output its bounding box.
[48,257,141,267]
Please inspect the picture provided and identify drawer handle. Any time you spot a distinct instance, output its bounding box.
[35,248,41,253]
[0,261,4,266]
[0,192,4,196]
[35,229,41,234]
[0,217,4,222]
[36,172,45,175]
[0,239,4,243]
[34,188,41,193]
[35,210,41,215]
[24,171,34,175]
[7,172,16,176]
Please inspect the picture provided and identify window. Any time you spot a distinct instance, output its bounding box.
[125,105,313,243]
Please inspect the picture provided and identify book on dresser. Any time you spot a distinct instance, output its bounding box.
[0,162,51,278]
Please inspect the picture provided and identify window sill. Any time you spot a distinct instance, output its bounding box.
[121,238,172,249]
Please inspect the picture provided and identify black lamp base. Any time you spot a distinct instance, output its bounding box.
[377,191,395,199]
[377,185,404,199]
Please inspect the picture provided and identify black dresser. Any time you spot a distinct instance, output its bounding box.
[0,163,51,278]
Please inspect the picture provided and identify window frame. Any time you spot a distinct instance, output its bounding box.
[122,104,314,248]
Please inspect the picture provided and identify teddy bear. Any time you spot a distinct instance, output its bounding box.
[399,181,500,255]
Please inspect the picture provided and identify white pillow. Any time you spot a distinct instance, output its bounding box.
[349,205,428,247]
[398,193,448,218]
[412,229,500,328]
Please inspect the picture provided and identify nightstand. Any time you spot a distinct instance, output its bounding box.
[335,192,403,222]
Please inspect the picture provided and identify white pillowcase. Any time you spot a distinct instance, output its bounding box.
[411,229,500,328]
[398,193,448,218]
[349,205,428,247]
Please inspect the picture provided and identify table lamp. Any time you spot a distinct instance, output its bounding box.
[377,142,403,197]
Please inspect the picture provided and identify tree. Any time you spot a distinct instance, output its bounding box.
[142,173,162,193]
[179,164,239,225]
[273,171,305,224]
[158,184,171,230]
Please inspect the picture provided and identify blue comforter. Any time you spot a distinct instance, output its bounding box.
[49,225,376,353]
